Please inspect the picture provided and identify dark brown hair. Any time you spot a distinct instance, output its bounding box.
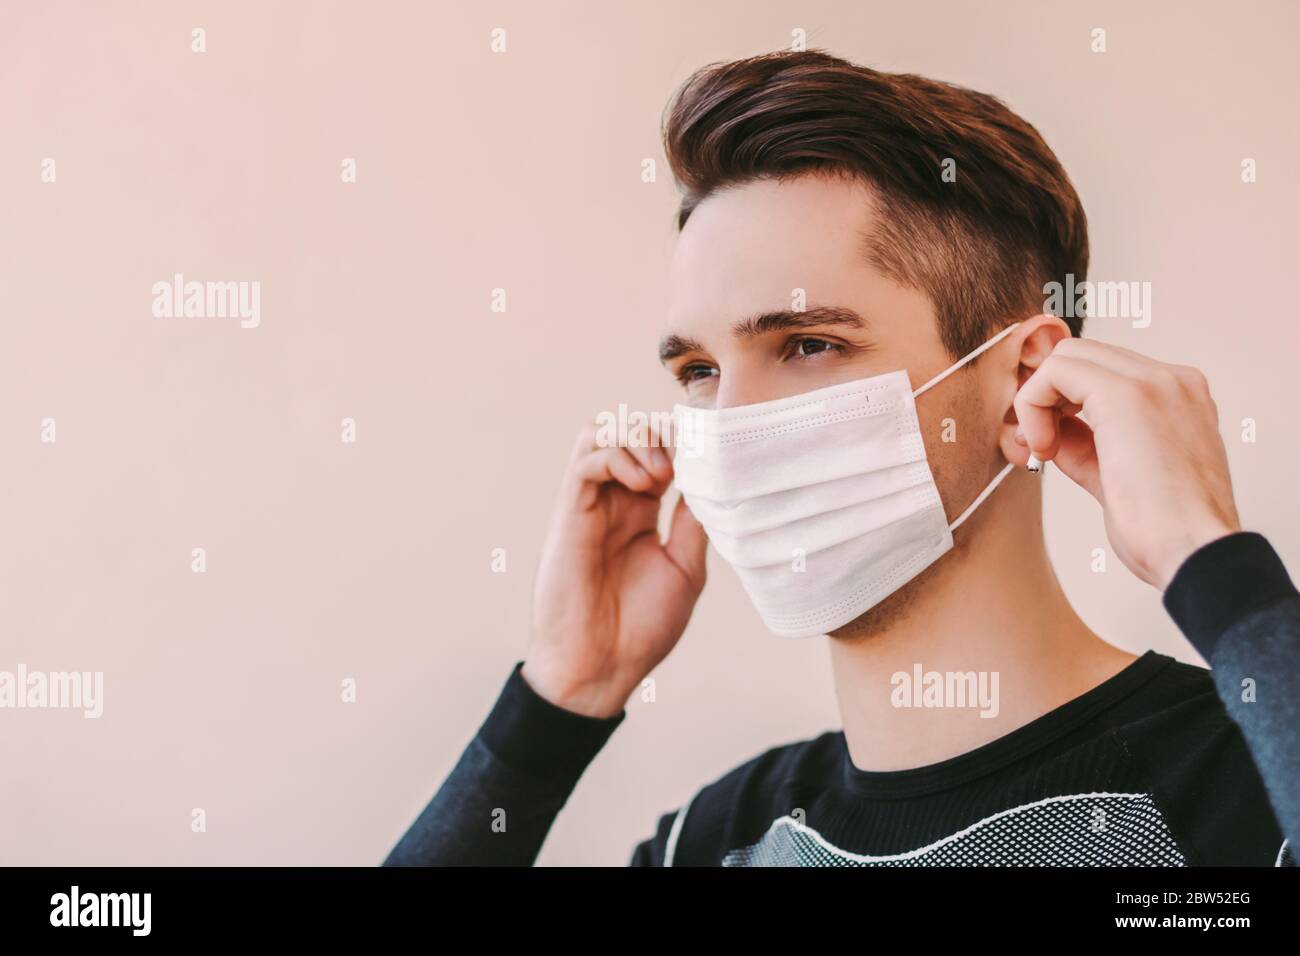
[662,50,1089,357]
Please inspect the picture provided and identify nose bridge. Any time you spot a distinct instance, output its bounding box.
[714,378,758,411]
[713,353,786,411]
[715,380,778,411]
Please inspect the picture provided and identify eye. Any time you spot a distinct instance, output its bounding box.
[787,336,845,360]
[676,362,718,386]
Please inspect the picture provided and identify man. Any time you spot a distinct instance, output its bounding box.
[385,51,1299,866]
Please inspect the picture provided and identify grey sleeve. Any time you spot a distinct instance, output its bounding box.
[382,662,625,866]
[1163,531,1300,854]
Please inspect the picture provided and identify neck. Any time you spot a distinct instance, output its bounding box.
[828,473,1136,772]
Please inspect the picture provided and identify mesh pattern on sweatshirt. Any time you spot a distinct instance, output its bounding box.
[721,793,1186,867]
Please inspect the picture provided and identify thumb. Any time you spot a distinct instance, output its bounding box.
[1049,414,1103,502]
[665,494,708,589]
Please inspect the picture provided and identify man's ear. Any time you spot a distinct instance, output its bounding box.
[998,314,1072,465]
[1015,314,1071,385]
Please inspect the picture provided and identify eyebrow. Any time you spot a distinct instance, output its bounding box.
[658,306,870,363]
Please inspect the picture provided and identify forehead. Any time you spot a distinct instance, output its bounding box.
[667,174,880,326]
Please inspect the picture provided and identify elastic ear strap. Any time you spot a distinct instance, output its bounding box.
[912,322,1021,398]
[948,462,1015,532]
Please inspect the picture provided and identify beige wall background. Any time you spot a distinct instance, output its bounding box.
[2,0,1297,865]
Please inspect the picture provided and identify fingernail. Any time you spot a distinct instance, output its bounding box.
[1013,428,1027,446]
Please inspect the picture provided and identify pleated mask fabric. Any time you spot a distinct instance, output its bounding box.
[672,326,1018,638]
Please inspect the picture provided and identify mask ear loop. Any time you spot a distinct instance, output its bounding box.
[948,462,1015,531]
[908,322,1022,532]
[912,322,1021,398]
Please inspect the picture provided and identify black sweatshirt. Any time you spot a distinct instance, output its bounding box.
[383,532,1300,866]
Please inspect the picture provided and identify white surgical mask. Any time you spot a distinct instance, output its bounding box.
[672,324,1019,638]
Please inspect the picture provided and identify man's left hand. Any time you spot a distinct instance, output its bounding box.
[1013,331,1241,590]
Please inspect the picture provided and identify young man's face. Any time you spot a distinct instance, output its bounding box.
[660,173,1011,636]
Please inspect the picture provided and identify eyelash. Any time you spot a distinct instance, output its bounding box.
[676,363,716,386]
[675,337,846,386]
[784,336,846,361]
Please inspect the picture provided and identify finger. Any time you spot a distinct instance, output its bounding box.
[568,446,660,508]
[624,441,673,486]
[569,424,599,462]
[664,494,708,588]
[1049,415,1103,502]
[1050,337,1164,379]
[1060,338,1215,408]
[1014,355,1121,461]
[1053,338,1208,396]
[571,421,674,487]
[644,421,674,481]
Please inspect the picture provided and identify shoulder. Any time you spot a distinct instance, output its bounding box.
[1108,655,1285,864]
[655,731,843,866]
[1106,654,1244,742]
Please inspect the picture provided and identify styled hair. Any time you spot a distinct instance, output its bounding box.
[661,50,1089,357]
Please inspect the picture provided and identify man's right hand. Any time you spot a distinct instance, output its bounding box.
[521,423,709,718]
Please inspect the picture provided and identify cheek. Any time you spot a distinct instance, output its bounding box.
[917,391,996,514]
